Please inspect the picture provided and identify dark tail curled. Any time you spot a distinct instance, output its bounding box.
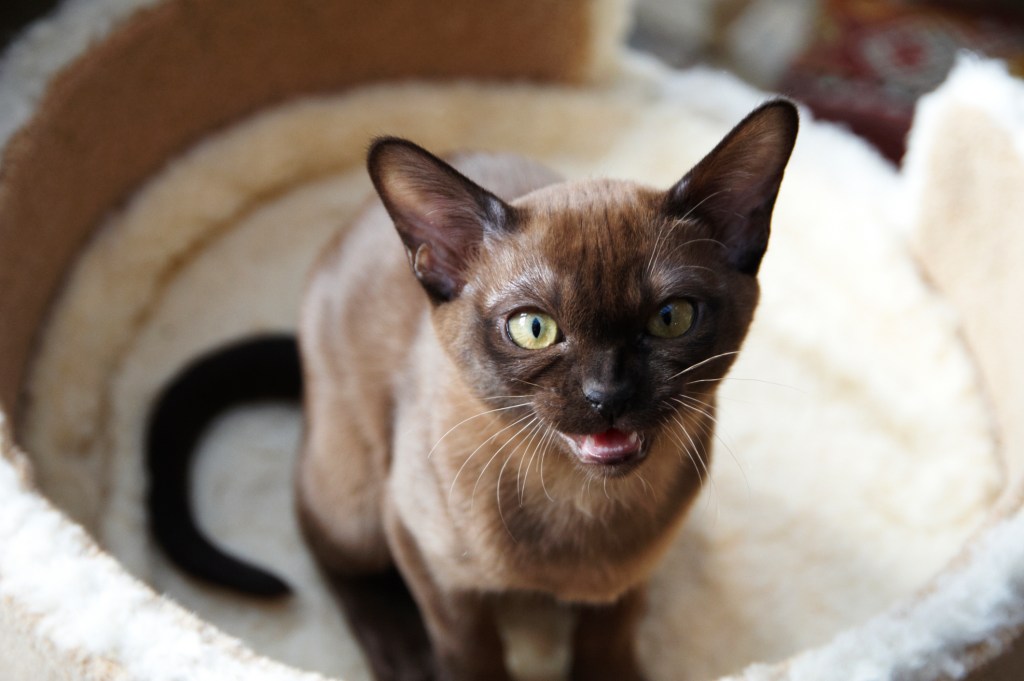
[146,334,302,598]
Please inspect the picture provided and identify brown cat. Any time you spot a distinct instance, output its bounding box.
[147,100,798,681]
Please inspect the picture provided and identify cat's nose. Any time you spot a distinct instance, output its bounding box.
[582,380,633,420]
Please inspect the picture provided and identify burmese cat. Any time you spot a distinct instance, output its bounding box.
[147,100,798,681]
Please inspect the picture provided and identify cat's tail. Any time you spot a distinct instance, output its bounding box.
[146,334,302,598]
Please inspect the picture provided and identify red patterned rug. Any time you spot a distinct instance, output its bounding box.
[782,0,1024,161]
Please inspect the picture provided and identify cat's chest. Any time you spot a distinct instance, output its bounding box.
[444,492,683,601]
[391,415,697,601]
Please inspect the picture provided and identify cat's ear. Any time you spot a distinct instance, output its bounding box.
[667,100,798,275]
[368,137,513,302]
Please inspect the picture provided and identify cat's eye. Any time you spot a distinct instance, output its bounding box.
[507,311,560,349]
[647,299,695,338]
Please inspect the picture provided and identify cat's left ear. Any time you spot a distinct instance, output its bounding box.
[368,137,514,302]
[667,100,798,275]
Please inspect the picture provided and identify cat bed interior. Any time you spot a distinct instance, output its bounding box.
[1,1,1024,680]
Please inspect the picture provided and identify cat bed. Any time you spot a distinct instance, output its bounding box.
[1,1,1023,680]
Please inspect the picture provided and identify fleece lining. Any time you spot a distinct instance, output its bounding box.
[18,62,1004,680]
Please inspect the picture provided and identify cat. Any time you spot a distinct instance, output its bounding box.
[147,99,798,681]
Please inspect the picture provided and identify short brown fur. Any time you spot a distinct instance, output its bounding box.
[297,102,797,680]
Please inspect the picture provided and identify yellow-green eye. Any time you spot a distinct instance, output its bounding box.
[647,299,695,338]
[508,311,560,349]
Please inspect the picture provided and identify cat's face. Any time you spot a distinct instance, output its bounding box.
[442,179,761,473]
[369,101,798,475]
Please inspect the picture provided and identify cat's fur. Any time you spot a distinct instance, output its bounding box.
[147,100,798,681]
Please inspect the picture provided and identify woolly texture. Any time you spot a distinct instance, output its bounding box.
[0,0,160,156]
[18,64,1005,680]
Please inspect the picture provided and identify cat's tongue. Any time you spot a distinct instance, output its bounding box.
[573,428,641,464]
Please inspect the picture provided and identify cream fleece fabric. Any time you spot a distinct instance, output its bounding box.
[17,58,1008,681]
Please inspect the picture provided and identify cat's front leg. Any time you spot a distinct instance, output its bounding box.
[385,508,512,681]
[570,587,648,681]
[423,588,509,681]
[321,569,436,681]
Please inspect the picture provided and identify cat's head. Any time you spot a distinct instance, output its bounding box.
[369,101,797,476]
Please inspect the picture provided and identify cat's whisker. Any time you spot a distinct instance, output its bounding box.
[687,376,805,393]
[669,414,713,487]
[661,423,691,469]
[669,351,740,381]
[478,395,539,401]
[655,239,727,276]
[646,190,728,277]
[428,402,531,460]
[449,411,534,504]
[538,425,557,503]
[495,454,517,540]
[513,419,545,492]
[672,394,733,447]
[672,396,750,494]
[673,394,716,419]
[646,214,677,278]
[669,413,720,518]
[516,418,547,506]
[520,420,555,506]
[666,412,712,490]
[636,474,654,501]
[673,262,719,276]
[510,377,545,390]
[494,416,539,541]
[469,412,537,508]
[676,236,730,251]
[647,212,688,278]
[678,189,726,223]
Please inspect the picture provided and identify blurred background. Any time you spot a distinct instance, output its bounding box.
[0,0,58,48]
[3,0,1024,163]
[630,0,1024,161]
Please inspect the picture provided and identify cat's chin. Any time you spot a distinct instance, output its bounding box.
[558,428,647,473]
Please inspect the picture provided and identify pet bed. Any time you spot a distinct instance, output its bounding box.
[1,1,1023,680]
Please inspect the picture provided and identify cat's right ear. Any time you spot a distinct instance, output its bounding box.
[368,137,513,303]
[666,100,798,276]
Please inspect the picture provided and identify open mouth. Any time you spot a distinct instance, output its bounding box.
[559,428,646,467]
